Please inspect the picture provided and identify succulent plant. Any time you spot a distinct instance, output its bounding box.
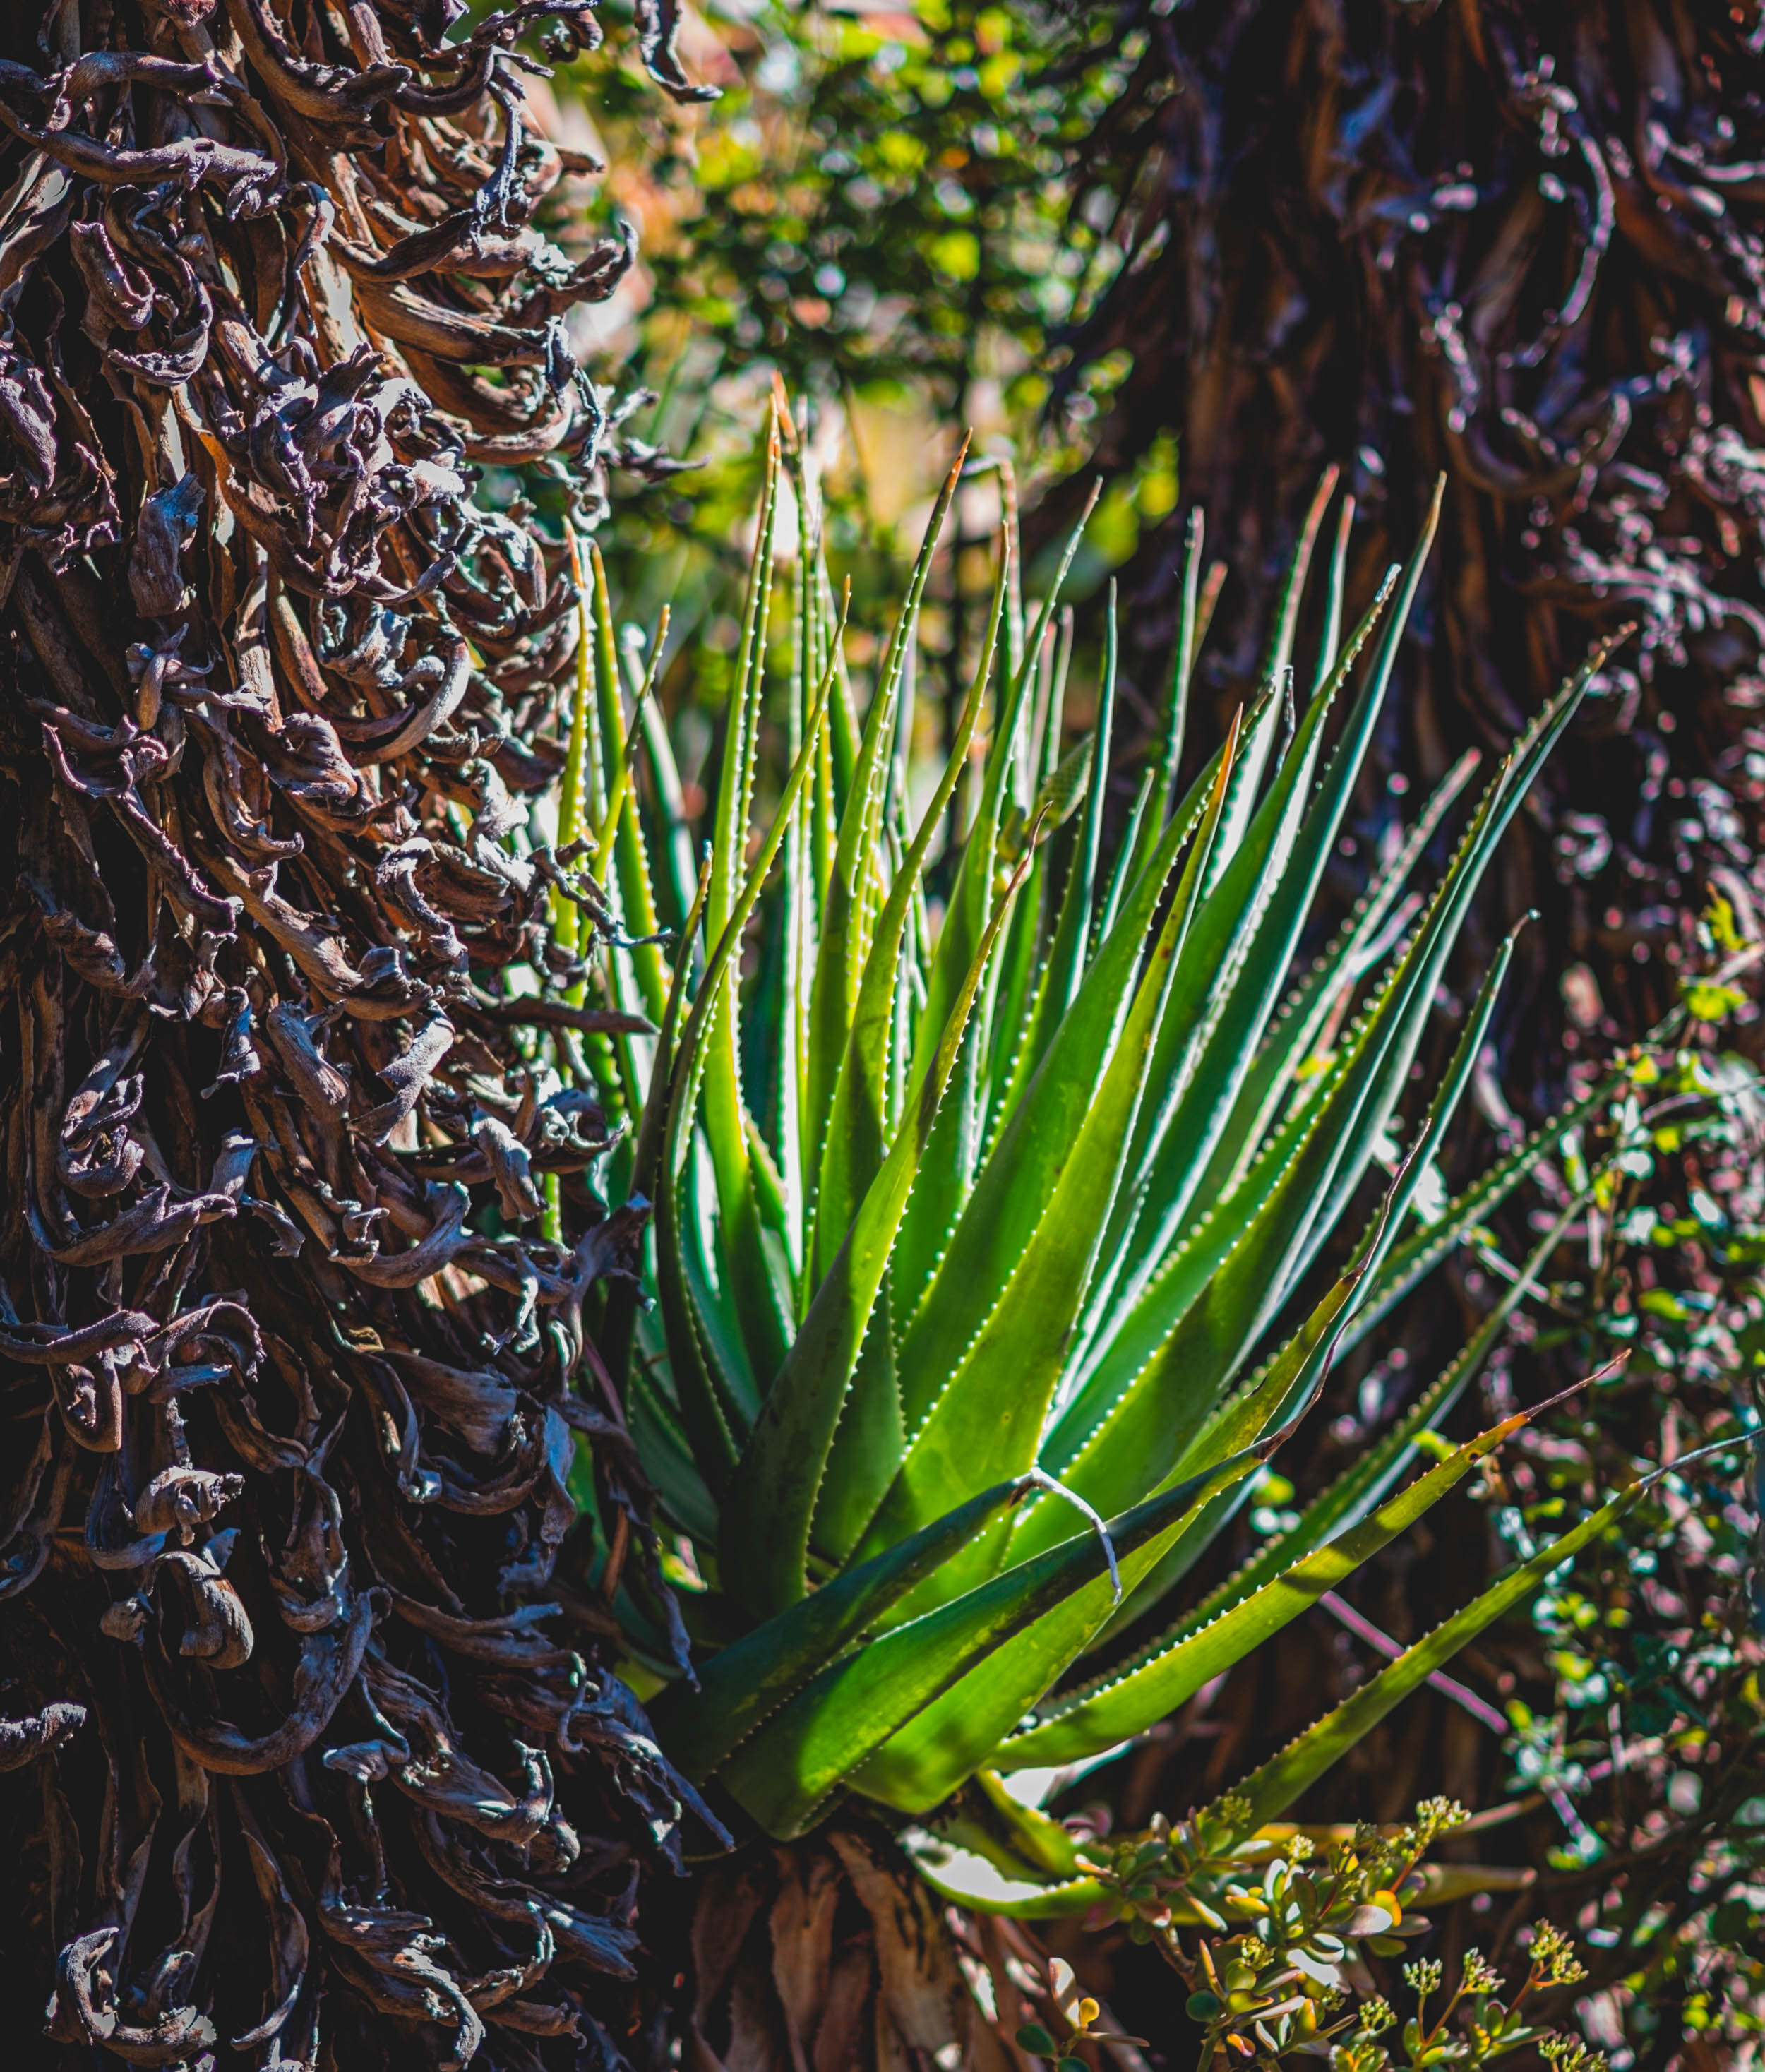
[580,428,1647,1877]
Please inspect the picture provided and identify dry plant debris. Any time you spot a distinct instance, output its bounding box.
[0,0,726,2064]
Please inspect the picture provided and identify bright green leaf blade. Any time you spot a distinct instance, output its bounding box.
[1208,1475,1651,1838]
[1094,487,1441,1339]
[909,1843,1108,1920]
[1192,466,1336,899]
[636,683,702,936]
[1310,489,1356,698]
[603,844,711,1394]
[1036,909,1525,1549]
[906,486,1100,1121]
[1094,768,1155,958]
[695,423,791,1388]
[654,643,836,1487]
[1259,628,1628,1304]
[1082,1183,1588,1647]
[706,419,780,941]
[854,1213,1375,1810]
[1119,509,1204,899]
[1072,556,1410,1368]
[886,714,1226,1443]
[1266,465,1341,686]
[651,1473,1038,1781]
[1038,585,1118,1022]
[720,837,1036,1617]
[717,1450,1257,1837]
[1192,745,1480,1204]
[803,449,967,1196]
[850,711,1247,1581]
[810,536,1007,1285]
[952,1770,1090,1879]
[993,1409,1524,1770]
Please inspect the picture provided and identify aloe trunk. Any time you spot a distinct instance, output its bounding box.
[0,0,717,2061]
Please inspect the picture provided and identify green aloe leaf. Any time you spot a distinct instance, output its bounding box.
[1117,509,1203,900]
[1084,486,1440,1352]
[582,436,1637,1856]
[590,546,671,1026]
[1310,485,1358,698]
[652,1474,1039,1782]
[1043,626,1627,1534]
[882,703,1244,1456]
[1257,629,1627,1300]
[846,709,1248,1583]
[654,636,836,1491]
[696,420,791,1389]
[1194,465,1340,902]
[1067,555,1411,1381]
[810,534,1008,1286]
[772,449,826,1285]
[799,543,1012,1559]
[602,842,713,1396]
[904,1773,1103,1915]
[1031,892,1531,1554]
[909,1845,1108,1920]
[1190,744,1481,1205]
[719,832,1038,1617]
[991,1408,1526,1770]
[1036,585,1119,1024]
[904,486,1101,1123]
[1207,1473,1655,1839]
[1094,768,1156,955]
[717,1449,1260,1837]
[803,448,968,1202]
[955,1769,1091,1880]
[635,678,703,937]
[849,1215,1373,1814]
[1079,1184,1588,1649]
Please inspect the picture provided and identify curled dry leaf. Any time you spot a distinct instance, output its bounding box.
[0,0,720,2064]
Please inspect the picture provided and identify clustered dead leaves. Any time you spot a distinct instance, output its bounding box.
[1049,0,1765,1060]
[684,1822,1140,2072]
[0,0,726,2065]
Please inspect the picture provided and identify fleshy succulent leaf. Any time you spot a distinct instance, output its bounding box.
[592,447,1631,1850]
[717,1451,1260,1836]
[721,828,1039,1615]
[1206,1474,1652,1839]
[1082,1185,1589,1648]
[992,1409,1525,1770]
[652,1474,1041,1782]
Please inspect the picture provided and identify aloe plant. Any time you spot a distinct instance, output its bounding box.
[578,419,1632,1856]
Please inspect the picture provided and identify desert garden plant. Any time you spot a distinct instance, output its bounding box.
[0,0,1745,2062]
[556,421,1723,2064]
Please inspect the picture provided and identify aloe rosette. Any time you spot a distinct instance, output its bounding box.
[569,423,1634,1879]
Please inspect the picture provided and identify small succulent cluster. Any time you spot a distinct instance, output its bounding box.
[1002,1799,1605,2072]
[1334,1922,1601,2072]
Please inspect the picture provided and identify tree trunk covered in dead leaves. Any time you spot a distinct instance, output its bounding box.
[0,1,727,2066]
[1046,0,1765,1098]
